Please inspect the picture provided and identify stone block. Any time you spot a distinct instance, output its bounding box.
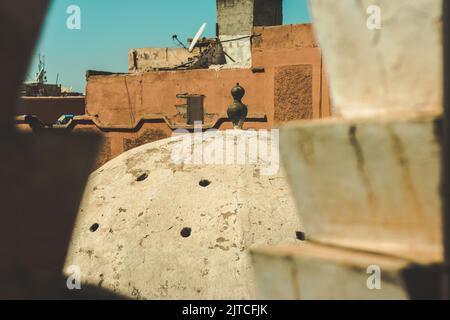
[251,243,441,300]
[309,0,443,117]
[280,112,443,263]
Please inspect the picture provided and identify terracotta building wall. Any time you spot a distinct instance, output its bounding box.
[86,24,329,128]
[85,68,267,130]
[77,24,331,167]
[17,23,332,169]
[15,97,85,124]
[252,24,331,120]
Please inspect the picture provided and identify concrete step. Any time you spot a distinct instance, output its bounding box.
[251,243,441,300]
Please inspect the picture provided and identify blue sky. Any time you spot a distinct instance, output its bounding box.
[28,0,311,93]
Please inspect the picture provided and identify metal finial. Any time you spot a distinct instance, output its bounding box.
[227,83,248,129]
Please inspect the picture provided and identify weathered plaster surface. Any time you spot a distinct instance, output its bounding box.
[274,65,313,122]
[252,243,417,300]
[65,132,302,299]
[309,0,443,117]
[128,48,201,72]
[219,35,252,67]
[250,0,444,300]
[217,0,282,36]
[280,113,443,264]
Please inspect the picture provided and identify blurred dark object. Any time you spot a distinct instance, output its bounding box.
[0,0,122,299]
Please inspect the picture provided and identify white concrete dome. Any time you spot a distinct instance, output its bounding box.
[65,131,302,299]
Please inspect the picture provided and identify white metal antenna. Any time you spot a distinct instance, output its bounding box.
[189,22,207,52]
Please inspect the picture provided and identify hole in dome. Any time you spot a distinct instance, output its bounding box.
[90,223,100,233]
[136,173,148,182]
[180,227,192,238]
[296,231,306,241]
[199,179,211,187]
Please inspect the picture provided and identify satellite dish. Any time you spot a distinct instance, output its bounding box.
[189,22,207,52]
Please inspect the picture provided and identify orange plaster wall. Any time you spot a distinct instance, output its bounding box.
[86,24,331,131]
[82,23,333,167]
[86,69,267,129]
